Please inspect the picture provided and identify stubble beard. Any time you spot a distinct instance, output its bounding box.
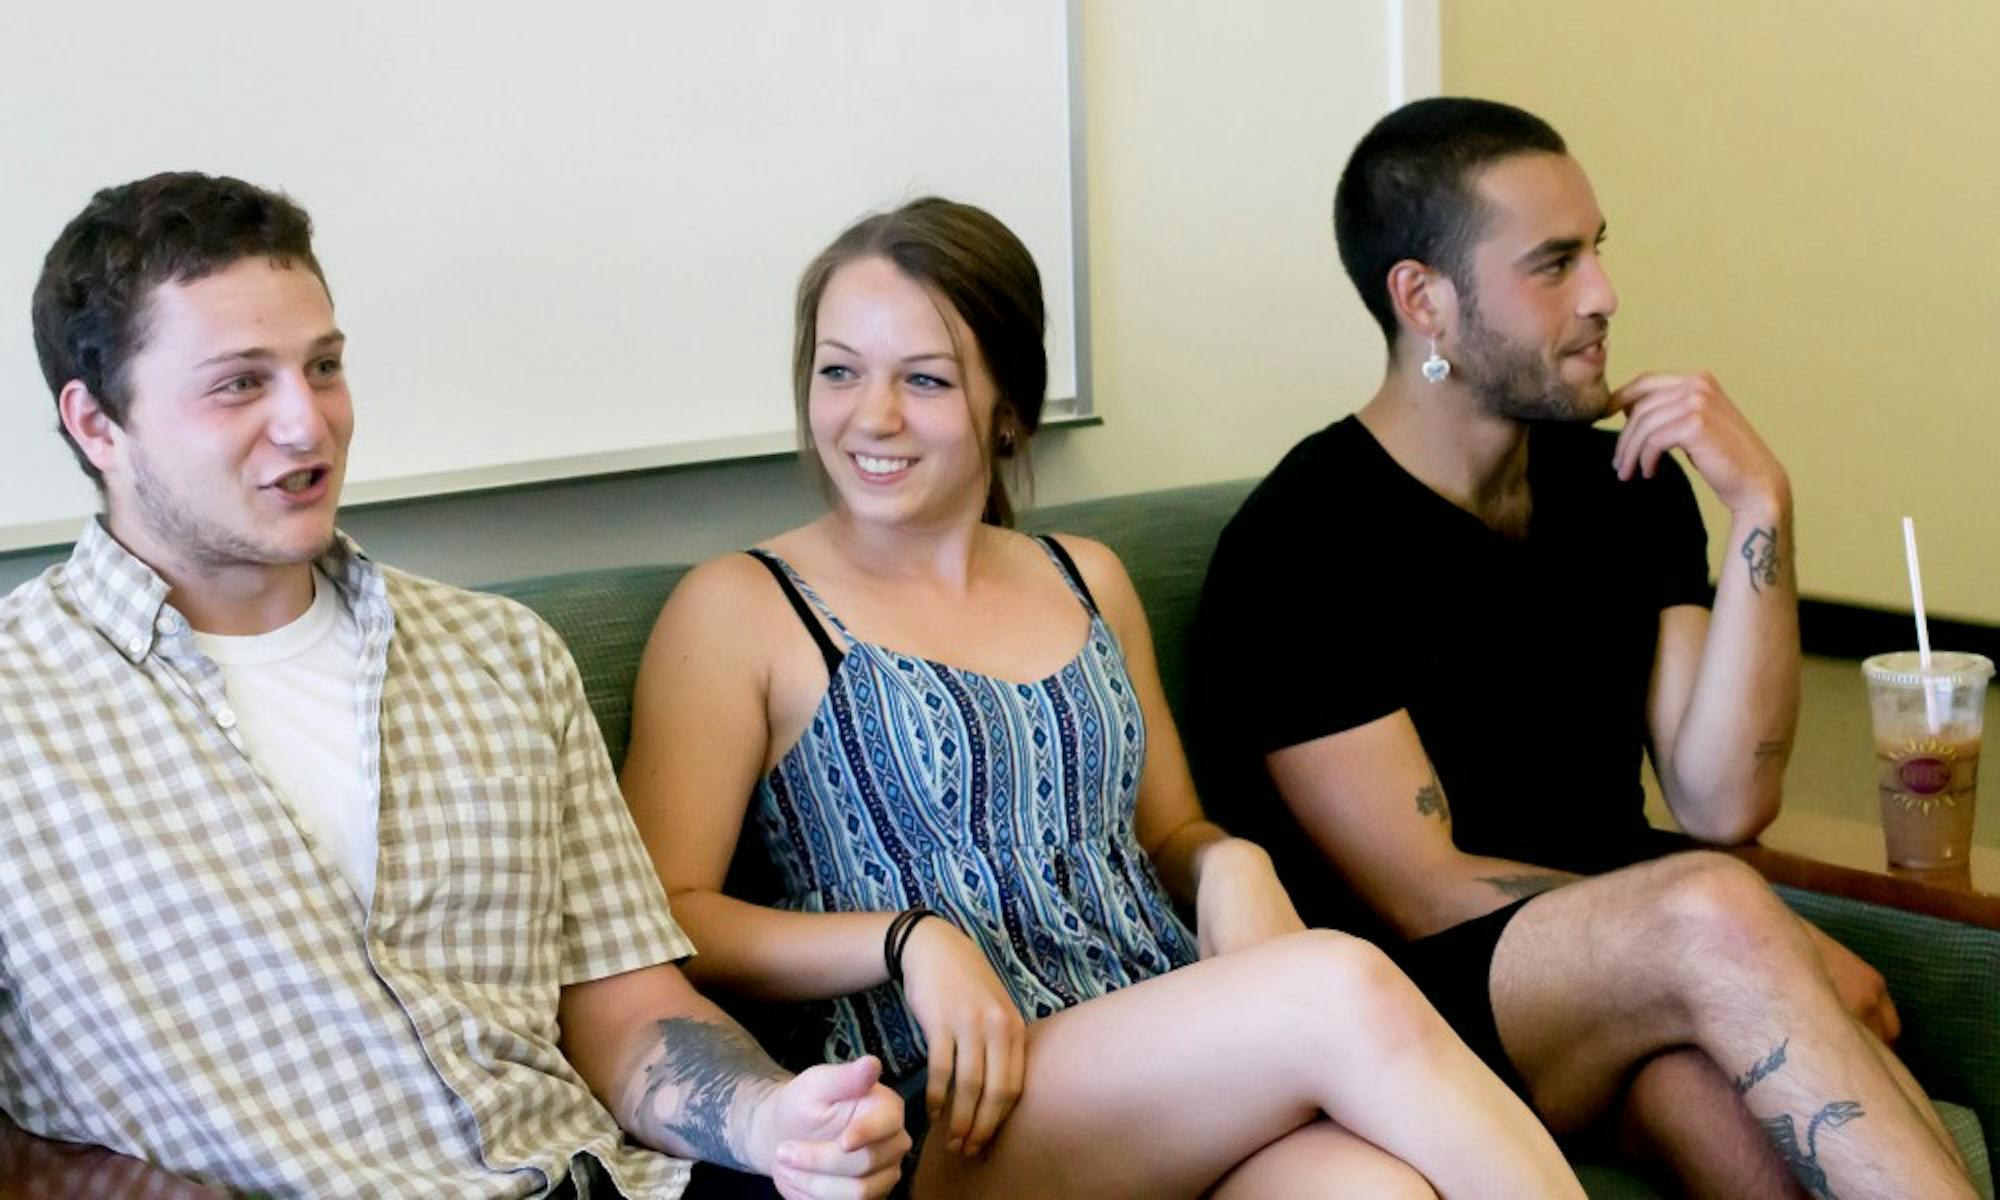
[129,442,332,574]
[1456,291,1610,423]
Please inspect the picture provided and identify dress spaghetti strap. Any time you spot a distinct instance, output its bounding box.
[744,550,845,674]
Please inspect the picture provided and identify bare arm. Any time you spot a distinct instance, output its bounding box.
[1054,535,1304,957]
[1266,709,1577,940]
[560,963,907,1189]
[1616,372,1799,843]
[620,555,901,1001]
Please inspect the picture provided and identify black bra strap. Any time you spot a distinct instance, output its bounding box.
[1035,535,1101,615]
[745,550,844,673]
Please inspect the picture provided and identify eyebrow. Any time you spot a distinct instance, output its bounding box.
[1517,224,1608,267]
[193,329,345,370]
[815,338,956,365]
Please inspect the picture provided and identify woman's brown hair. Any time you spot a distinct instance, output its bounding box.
[792,197,1046,526]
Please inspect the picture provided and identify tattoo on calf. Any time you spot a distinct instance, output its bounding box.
[1741,527,1781,593]
[1733,1039,1789,1095]
[1415,782,1449,822]
[1477,873,1570,900]
[1761,1100,1866,1200]
[639,1018,788,1172]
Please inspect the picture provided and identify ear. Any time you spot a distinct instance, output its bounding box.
[58,381,124,478]
[1385,260,1457,342]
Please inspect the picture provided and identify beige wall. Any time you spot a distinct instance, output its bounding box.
[1,1,1395,594]
[1445,0,2000,624]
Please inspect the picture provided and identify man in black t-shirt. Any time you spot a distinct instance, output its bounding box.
[1192,98,1973,1198]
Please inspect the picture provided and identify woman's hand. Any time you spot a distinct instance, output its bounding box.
[1194,839,1306,959]
[896,916,1027,1159]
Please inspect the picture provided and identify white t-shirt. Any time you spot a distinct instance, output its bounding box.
[192,570,374,904]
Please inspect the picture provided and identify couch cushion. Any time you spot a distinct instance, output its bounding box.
[1780,886,2000,1180]
[483,564,691,771]
[1025,479,1255,725]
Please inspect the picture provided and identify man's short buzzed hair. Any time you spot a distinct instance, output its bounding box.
[31,172,324,482]
[1334,97,1566,347]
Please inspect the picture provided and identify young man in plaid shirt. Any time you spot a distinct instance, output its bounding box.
[0,172,907,1199]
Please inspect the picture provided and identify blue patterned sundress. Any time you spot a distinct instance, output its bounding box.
[748,538,1198,1081]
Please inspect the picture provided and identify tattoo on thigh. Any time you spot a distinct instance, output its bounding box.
[1415,781,1449,822]
[1741,527,1781,593]
[1477,873,1570,900]
[1733,1039,1788,1095]
[1760,1100,1866,1200]
[639,1018,788,1172]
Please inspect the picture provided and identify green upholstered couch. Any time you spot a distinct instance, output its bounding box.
[488,479,1998,1199]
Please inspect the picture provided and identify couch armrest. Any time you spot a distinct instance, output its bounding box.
[0,1111,221,1199]
[1770,886,2000,1174]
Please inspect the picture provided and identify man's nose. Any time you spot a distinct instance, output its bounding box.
[266,370,331,451]
[1578,253,1619,319]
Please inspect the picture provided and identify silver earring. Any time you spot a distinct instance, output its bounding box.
[1421,338,1451,384]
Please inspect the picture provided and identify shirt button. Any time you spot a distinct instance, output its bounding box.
[125,637,145,656]
[215,707,238,730]
[156,614,181,635]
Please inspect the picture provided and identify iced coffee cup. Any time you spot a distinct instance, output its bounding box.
[1861,651,1993,870]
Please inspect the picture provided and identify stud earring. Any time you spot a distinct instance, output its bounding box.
[1421,338,1451,384]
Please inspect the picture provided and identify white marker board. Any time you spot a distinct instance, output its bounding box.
[0,1,1082,550]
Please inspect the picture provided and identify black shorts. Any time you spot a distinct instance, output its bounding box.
[550,1153,782,1199]
[1383,896,1537,1102]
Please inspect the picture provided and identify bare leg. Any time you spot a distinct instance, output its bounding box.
[910,930,1581,1199]
[1210,1121,1436,1199]
[1490,852,1972,1199]
[1618,1048,1805,1199]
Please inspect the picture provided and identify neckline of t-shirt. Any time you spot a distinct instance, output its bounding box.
[190,568,347,666]
[1339,414,1577,544]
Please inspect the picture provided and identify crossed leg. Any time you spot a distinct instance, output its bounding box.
[1489,851,1972,1199]
[908,929,1581,1198]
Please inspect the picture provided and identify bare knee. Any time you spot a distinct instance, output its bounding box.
[1270,930,1442,1060]
[1648,852,1814,983]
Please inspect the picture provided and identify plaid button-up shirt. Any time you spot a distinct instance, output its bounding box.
[0,520,696,1198]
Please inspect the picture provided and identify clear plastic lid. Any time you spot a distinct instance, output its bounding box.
[1861,650,1995,688]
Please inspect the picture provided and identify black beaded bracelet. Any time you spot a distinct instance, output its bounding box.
[883,906,936,984]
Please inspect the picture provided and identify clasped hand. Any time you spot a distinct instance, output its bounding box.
[756,1056,911,1200]
[898,916,1027,1160]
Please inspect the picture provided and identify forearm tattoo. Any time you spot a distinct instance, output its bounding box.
[1755,739,1790,766]
[1741,527,1781,593]
[1734,1039,1866,1200]
[637,1018,788,1172]
[1478,873,1571,900]
[1414,781,1449,822]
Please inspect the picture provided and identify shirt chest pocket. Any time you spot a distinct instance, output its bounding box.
[374,774,563,985]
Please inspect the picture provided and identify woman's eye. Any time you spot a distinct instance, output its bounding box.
[908,373,952,390]
[311,357,344,379]
[216,374,262,396]
[817,364,856,382]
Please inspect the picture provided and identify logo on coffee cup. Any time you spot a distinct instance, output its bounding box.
[1896,756,1953,795]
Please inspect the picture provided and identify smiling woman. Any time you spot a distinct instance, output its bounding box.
[615,197,1588,1199]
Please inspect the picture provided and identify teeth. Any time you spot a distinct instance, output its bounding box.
[277,471,314,493]
[854,455,913,476]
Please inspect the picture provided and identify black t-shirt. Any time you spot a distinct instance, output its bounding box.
[1189,415,1711,932]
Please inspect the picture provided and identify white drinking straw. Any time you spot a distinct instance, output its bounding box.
[1901,516,1941,732]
